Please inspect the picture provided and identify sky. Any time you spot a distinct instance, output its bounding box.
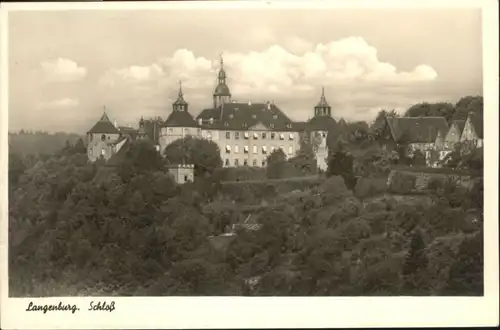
[7,7,483,133]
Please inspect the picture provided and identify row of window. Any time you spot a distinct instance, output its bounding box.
[88,148,106,156]
[225,145,293,155]
[224,159,266,167]
[221,131,294,140]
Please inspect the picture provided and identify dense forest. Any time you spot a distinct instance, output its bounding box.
[8,96,484,296]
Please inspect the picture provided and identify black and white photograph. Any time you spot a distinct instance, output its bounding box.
[1,0,498,328]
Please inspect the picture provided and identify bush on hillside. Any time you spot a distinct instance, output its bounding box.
[388,171,416,194]
[354,177,387,199]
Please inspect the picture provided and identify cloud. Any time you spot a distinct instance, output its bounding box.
[37,98,79,110]
[40,58,87,82]
[97,36,438,122]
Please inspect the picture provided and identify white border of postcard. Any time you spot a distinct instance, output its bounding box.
[1,0,498,329]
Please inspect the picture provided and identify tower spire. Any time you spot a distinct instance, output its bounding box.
[314,86,332,117]
[173,80,188,112]
[100,105,110,121]
[178,80,183,97]
[220,52,224,68]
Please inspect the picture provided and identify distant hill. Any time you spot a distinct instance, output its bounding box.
[8,131,83,156]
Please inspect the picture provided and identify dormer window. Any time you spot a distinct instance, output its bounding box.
[273,115,278,119]
[270,123,275,129]
[224,122,229,127]
[287,124,292,129]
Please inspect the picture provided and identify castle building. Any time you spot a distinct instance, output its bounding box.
[86,55,339,170]
[86,111,128,162]
[305,87,338,170]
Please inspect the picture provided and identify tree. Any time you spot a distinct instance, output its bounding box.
[453,96,483,121]
[8,152,26,187]
[412,149,426,166]
[444,230,483,295]
[405,102,455,123]
[326,141,355,189]
[73,138,87,154]
[266,149,287,179]
[288,134,317,176]
[118,140,164,181]
[401,229,429,294]
[164,136,222,178]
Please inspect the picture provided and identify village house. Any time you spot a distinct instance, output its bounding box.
[460,112,483,152]
[379,116,449,166]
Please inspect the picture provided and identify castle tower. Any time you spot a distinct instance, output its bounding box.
[138,116,148,140]
[314,87,332,117]
[213,53,232,108]
[173,80,188,112]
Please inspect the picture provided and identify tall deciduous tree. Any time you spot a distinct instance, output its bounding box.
[164,136,222,178]
[266,148,287,179]
[288,134,317,175]
[327,141,355,189]
[402,229,429,293]
[405,102,455,123]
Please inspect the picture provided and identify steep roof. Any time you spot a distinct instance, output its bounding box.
[163,110,198,128]
[386,116,449,143]
[468,112,483,139]
[307,115,337,131]
[451,120,466,135]
[88,112,120,134]
[106,138,131,167]
[197,102,297,131]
